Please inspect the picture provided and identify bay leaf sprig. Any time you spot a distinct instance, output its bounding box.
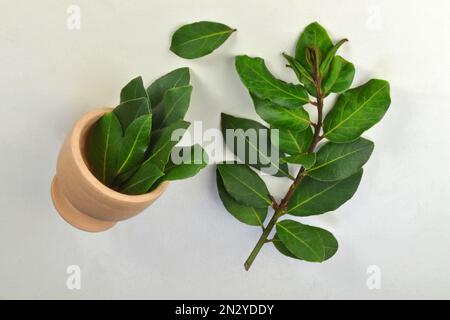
[216,22,391,270]
[86,70,208,195]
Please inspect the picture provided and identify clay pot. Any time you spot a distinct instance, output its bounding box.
[51,108,169,232]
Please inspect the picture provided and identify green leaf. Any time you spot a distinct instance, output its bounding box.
[276,220,338,262]
[146,68,190,108]
[288,169,363,216]
[216,169,267,226]
[152,85,192,130]
[170,21,236,59]
[322,56,355,94]
[319,39,348,76]
[272,126,313,155]
[306,138,374,181]
[115,114,152,176]
[251,93,310,131]
[144,120,190,171]
[282,153,316,169]
[86,112,122,186]
[295,22,333,71]
[164,144,208,181]
[119,162,164,195]
[113,97,151,131]
[272,234,298,259]
[216,164,271,208]
[120,76,148,103]
[221,113,290,177]
[282,53,314,84]
[235,55,309,108]
[323,79,391,142]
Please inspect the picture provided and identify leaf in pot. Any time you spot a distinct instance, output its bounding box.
[281,153,316,169]
[319,39,348,77]
[164,144,208,181]
[276,219,338,262]
[272,233,297,259]
[147,67,190,108]
[216,164,271,208]
[295,22,333,72]
[170,21,236,59]
[145,120,190,170]
[323,79,391,142]
[119,162,164,195]
[288,169,363,216]
[322,56,355,94]
[235,55,309,108]
[272,126,313,155]
[251,93,310,131]
[216,169,267,226]
[120,76,148,103]
[113,97,151,131]
[152,85,193,130]
[115,114,152,177]
[221,113,290,177]
[306,138,373,181]
[87,112,123,186]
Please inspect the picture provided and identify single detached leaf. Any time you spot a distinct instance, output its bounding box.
[116,114,152,176]
[119,162,164,195]
[276,220,338,262]
[217,164,271,208]
[322,56,355,94]
[282,153,316,169]
[146,67,190,108]
[251,94,310,131]
[272,126,313,155]
[145,120,190,170]
[153,85,192,130]
[164,144,208,181]
[307,138,374,181]
[295,22,333,71]
[221,113,290,177]
[323,79,391,142]
[120,76,148,103]
[113,97,151,131]
[216,170,267,226]
[235,55,309,108]
[272,234,298,259]
[170,21,236,59]
[87,112,123,186]
[288,169,363,216]
[319,39,348,76]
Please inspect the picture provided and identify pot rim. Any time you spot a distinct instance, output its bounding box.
[70,107,168,203]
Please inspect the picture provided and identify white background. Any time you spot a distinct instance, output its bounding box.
[1,0,449,299]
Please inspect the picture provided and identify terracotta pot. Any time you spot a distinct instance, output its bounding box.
[51,108,169,232]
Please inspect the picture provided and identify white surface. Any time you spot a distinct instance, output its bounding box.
[1,0,449,299]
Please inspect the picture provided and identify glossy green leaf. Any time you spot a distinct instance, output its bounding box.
[146,68,190,108]
[119,162,164,195]
[323,79,391,142]
[282,153,316,169]
[120,76,148,103]
[170,21,236,59]
[307,138,374,181]
[113,97,151,131]
[115,115,152,176]
[251,94,310,131]
[322,56,355,94]
[153,85,192,130]
[288,169,363,216]
[272,126,313,155]
[86,112,122,186]
[282,53,314,84]
[216,170,267,226]
[164,144,208,181]
[221,113,290,177]
[295,22,333,71]
[235,55,309,108]
[319,39,348,76]
[216,164,271,208]
[272,234,298,259]
[276,220,338,262]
